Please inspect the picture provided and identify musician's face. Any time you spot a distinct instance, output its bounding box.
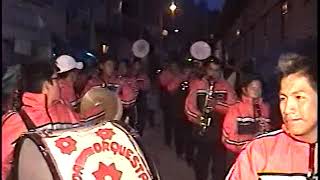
[133,62,141,72]
[279,73,317,143]
[243,80,262,98]
[170,63,179,73]
[101,60,114,76]
[206,63,221,80]
[118,62,128,75]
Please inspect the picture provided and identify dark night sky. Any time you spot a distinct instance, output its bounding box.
[194,0,225,10]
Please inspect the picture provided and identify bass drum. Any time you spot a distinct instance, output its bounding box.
[80,86,123,124]
[12,121,160,180]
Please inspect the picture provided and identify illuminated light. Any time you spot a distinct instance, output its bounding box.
[236,29,241,36]
[169,2,177,12]
[281,1,288,15]
[162,30,168,36]
[174,29,179,33]
[86,52,95,57]
[187,58,192,61]
[102,44,109,54]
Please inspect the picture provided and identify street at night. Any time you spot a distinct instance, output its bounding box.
[2,0,317,180]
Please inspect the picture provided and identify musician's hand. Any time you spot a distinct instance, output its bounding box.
[195,115,205,126]
[257,117,272,133]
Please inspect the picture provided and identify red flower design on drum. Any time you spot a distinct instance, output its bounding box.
[55,136,77,155]
[95,128,115,140]
[92,162,122,180]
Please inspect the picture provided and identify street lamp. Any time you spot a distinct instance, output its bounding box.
[169,2,177,14]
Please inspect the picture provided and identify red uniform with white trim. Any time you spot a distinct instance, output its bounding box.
[159,69,174,91]
[57,79,80,109]
[222,96,271,154]
[1,92,80,179]
[80,74,104,98]
[135,73,151,92]
[226,128,318,180]
[166,73,189,94]
[185,78,238,124]
[81,73,138,109]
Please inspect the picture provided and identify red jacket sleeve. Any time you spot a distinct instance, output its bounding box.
[119,79,138,108]
[225,140,267,180]
[136,74,151,92]
[2,113,27,179]
[215,81,238,115]
[48,100,81,124]
[184,80,204,124]
[222,104,251,154]
[167,76,183,94]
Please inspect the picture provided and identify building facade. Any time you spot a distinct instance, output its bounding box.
[223,0,317,72]
[2,0,69,64]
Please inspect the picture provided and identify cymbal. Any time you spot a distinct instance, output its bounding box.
[80,86,123,123]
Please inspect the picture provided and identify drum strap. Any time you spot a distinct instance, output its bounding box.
[19,109,36,131]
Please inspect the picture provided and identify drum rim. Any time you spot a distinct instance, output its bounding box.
[12,133,62,180]
[110,121,160,179]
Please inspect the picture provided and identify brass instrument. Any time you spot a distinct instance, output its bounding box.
[198,80,215,136]
[253,98,270,135]
[180,81,189,91]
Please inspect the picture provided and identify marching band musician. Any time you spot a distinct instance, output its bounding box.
[222,73,271,169]
[168,62,195,163]
[185,56,238,180]
[54,55,84,111]
[158,61,180,147]
[80,54,137,124]
[117,59,139,130]
[131,58,151,135]
[226,53,318,180]
[2,61,80,179]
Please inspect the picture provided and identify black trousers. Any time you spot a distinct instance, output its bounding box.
[136,91,148,135]
[193,139,227,180]
[173,116,194,159]
[160,90,175,147]
[122,105,138,130]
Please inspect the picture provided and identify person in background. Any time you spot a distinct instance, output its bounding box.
[226,53,318,180]
[131,57,152,135]
[185,56,238,180]
[2,61,80,179]
[117,59,139,130]
[55,55,83,111]
[158,61,179,148]
[222,73,271,170]
[169,62,195,164]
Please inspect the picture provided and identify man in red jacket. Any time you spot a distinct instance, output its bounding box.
[2,61,80,179]
[185,56,238,180]
[55,55,84,111]
[158,61,180,147]
[226,53,318,180]
[81,55,137,125]
[222,73,271,169]
[131,58,151,135]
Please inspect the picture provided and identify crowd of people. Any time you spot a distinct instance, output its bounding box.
[1,47,317,180]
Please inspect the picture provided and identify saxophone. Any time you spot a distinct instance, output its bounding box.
[199,80,215,136]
